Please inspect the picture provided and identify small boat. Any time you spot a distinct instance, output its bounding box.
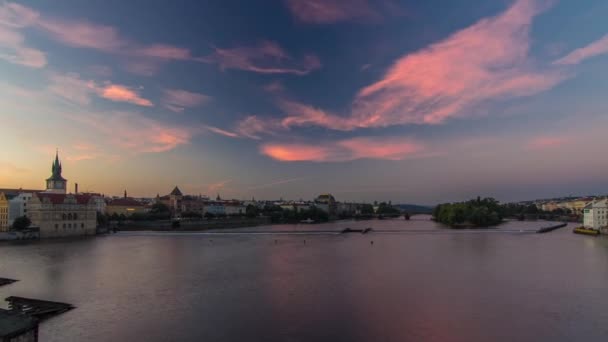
[573,227,600,236]
[300,218,315,224]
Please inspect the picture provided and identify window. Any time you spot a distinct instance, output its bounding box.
[62,213,66,220]
[74,213,78,220]
[81,223,84,228]
[63,223,66,228]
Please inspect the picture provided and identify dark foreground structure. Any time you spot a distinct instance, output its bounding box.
[0,309,38,342]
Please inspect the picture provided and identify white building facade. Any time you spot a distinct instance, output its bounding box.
[8,192,35,226]
[583,199,608,231]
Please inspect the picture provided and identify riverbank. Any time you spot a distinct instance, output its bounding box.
[114,217,272,231]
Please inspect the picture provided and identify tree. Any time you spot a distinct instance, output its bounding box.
[245,204,259,218]
[12,216,31,230]
[433,197,503,227]
[360,204,374,215]
[150,202,170,214]
[97,212,109,226]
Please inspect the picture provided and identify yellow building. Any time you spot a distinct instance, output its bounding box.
[106,197,146,216]
[0,192,9,232]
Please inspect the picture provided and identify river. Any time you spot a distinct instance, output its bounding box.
[1,216,607,341]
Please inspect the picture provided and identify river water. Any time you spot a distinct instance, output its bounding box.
[1,217,607,341]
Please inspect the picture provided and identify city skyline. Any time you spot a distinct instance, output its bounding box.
[2,0,608,204]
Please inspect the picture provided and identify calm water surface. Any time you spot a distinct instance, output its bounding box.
[1,217,607,341]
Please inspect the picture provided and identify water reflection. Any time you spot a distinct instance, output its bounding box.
[0,219,607,341]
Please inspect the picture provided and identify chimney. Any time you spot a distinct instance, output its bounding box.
[75,183,79,194]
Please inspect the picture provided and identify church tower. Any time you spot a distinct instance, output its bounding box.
[45,150,67,194]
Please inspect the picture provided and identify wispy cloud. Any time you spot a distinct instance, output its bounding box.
[526,136,568,150]
[261,136,424,162]
[201,41,321,75]
[66,111,193,153]
[204,125,240,138]
[47,72,153,107]
[235,115,284,140]
[0,3,46,67]
[263,80,285,93]
[0,2,194,74]
[285,0,389,24]
[208,180,230,194]
[352,0,564,126]
[248,177,306,190]
[553,34,608,65]
[263,0,567,133]
[36,17,126,52]
[163,89,210,113]
[100,84,153,107]
[1,2,321,76]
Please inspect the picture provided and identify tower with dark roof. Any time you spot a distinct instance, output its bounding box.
[45,150,67,194]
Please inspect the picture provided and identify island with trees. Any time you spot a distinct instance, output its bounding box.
[433,197,504,227]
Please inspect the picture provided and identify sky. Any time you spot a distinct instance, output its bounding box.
[1,0,608,205]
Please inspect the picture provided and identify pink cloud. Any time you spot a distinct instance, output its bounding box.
[0,3,46,68]
[235,115,285,140]
[338,137,423,160]
[134,44,193,60]
[0,2,39,28]
[47,72,97,105]
[0,2,196,74]
[263,80,285,93]
[208,180,230,193]
[163,89,210,112]
[247,177,305,190]
[352,0,564,127]
[204,125,240,138]
[284,0,378,24]
[36,18,126,52]
[264,0,566,133]
[261,144,330,162]
[99,85,153,107]
[66,111,193,153]
[202,41,322,75]
[554,34,608,65]
[527,136,568,150]
[261,136,425,162]
[47,72,153,107]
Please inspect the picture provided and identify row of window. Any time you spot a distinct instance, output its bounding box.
[62,213,80,220]
[54,223,86,229]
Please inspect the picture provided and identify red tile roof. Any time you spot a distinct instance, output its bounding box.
[107,198,144,207]
[35,193,93,205]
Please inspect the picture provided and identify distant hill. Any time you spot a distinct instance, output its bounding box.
[395,204,433,214]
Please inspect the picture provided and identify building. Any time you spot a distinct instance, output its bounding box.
[106,192,146,217]
[181,195,207,216]
[27,193,97,238]
[583,199,608,231]
[157,186,184,216]
[314,194,337,216]
[0,309,39,342]
[203,202,225,216]
[224,201,246,216]
[0,193,9,232]
[45,151,67,194]
[81,193,107,214]
[0,190,40,228]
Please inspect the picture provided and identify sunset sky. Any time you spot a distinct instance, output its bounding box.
[1,0,608,204]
